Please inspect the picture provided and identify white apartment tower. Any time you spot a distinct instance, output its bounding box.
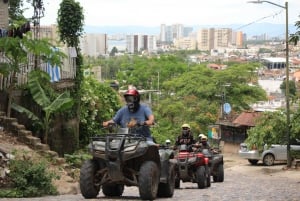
[126,35,135,54]
[80,33,107,57]
[160,24,166,42]
[147,35,157,53]
[160,24,184,43]
[126,34,157,54]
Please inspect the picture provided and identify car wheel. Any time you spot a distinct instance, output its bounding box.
[248,159,259,165]
[263,154,275,166]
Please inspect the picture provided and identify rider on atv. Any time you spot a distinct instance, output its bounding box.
[103,88,155,141]
[174,123,195,151]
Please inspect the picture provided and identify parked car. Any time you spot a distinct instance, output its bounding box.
[238,139,300,166]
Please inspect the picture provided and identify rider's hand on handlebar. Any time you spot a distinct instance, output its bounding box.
[143,120,155,126]
[103,121,114,128]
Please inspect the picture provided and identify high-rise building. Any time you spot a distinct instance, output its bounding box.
[160,24,184,43]
[197,28,237,51]
[214,28,232,49]
[160,24,166,42]
[126,34,157,54]
[197,28,215,51]
[235,31,244,48]
[80,33,107,57]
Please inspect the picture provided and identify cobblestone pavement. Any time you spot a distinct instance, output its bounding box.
[1,154,300,201]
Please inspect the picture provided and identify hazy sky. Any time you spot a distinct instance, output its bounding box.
[24,0,300,26]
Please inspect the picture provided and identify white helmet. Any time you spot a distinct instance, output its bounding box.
[165,139,171,144]
[198,133,206,138]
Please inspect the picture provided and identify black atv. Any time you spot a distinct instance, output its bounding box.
[79,124,175,200]
[201,148,224,182]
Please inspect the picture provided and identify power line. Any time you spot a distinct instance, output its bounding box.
[205,9,286,49]
[233,9,284,32]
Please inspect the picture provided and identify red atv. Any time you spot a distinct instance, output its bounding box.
[174,144,210,189]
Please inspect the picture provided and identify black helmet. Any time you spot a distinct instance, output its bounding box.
[124,89,140,113]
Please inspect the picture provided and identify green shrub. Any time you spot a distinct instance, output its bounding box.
[64,152,91,168]
[0,158,58,197]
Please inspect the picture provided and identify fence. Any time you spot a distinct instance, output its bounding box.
[0,47,77,90]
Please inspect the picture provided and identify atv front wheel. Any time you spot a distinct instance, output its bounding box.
[138,161,159,200]
[102,184,124,196]
[80,160,100,198]
[196,166,207,189]
[213,164,224,182]
[206,166,211,187]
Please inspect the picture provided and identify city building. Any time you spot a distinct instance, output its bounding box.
[232,31,244,49]
[0,1,8,29]
[160,24,185,43]
[197,28,215,51]
[197,28,243,51]
[261,57,286,70]
[173,37,197,50]
[126,34,157,54]
[80,33,108,57]
[214,28,232,49]
[32,24,60,46]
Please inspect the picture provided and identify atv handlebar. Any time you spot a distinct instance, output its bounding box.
[103,121,154,129]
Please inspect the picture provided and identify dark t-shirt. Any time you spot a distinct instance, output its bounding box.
[175,133,195,146]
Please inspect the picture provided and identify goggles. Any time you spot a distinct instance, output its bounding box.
[125,95,135,103]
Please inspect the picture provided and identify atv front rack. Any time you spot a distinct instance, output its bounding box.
[91,134,147,160]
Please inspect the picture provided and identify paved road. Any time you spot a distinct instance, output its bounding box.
[1,154,300,201]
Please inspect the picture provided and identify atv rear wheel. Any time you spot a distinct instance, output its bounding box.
[80,160,100,198]
[102,184,124,196]
[196,166,207,189]
[138,161,159,200]
[157,164,175,197]
[213,163,224,182]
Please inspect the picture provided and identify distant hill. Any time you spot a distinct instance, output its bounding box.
[84,23,297,38]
